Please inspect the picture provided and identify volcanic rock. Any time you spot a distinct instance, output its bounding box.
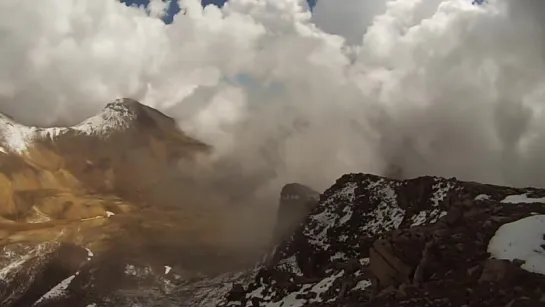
[273,183,319,242]
[221,173,545,307]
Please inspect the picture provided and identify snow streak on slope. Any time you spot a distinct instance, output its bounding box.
[34,273,77,305]
[3,0,545,190]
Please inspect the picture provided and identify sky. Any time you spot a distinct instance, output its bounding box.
[122,0,318,23]
[2,0,545,195]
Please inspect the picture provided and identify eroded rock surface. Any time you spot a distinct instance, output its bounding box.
[221,173,545,307]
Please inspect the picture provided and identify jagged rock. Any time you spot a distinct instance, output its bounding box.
[0,242,88,307]
[221,173,545,307]
[0,241,255,307]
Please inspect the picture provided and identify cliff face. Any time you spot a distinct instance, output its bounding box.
[273,183,319,242]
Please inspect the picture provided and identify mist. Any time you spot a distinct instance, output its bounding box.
[2,0,545,196]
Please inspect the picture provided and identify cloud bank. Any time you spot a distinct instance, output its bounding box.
[1,0,545,194]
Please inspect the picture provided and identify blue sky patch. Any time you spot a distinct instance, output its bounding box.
[122,0,317,23]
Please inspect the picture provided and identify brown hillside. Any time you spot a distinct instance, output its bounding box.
[0,98,269,285]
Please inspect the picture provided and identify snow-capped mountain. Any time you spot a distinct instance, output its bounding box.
[0,98,212,215]
[0,99,257,306]
[0,98,146,153]
[0,98,209,162]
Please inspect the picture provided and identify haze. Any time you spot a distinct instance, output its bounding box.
[1,0,545,194]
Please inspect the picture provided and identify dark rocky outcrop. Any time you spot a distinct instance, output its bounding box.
[221,173,545,307]
[273,183,319,242]
[0,239,258,307]
[0,242,88,307]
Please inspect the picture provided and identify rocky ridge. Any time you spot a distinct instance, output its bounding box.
[221,173,545,307]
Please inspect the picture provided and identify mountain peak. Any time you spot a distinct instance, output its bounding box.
[0,98,196,154]
[103,98,144,115]
[74,98,142,136]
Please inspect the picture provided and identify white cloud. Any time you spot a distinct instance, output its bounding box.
[1,0,545,193]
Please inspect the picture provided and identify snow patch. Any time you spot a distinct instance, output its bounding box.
[501,194,545,204]
[277,255,302,276]
[359,179,404,234]
[0,116,37,153]
[431,180,453,207]
[488,215,545,275]
[0,257,29,281]
[331,252,347,261]
[34,273,77,305]
[244,270,344,307]
[305,181,357,250]
[0,244,49,282]
[27,206,51,223]
[359,258,370,266]
[305,178,405,251]
[352,279,371,291]
[475,194,491,201]
[309,270,343,298]
[410,179,453,227]
[81,216,103,221]
[339,205,353,225]
[73,99,136,136]
[125,264,138,276]
[410,211,428,226]
[86,248,94,261]
[124,264,152,277]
